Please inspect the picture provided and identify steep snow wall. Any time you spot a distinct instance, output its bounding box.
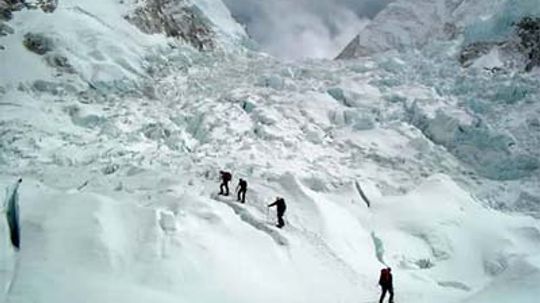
[0,0,246,91]
[0,0,169,89]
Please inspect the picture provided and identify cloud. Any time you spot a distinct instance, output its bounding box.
[222,0,392,60]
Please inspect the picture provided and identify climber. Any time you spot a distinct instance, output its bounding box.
[378,267,394,303]
[219,170,232,196]
[236,178,247,203]
[268,197,287,228]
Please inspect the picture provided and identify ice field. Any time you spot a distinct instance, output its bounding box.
[1,0,539,302]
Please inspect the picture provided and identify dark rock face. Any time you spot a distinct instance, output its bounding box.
[0,0,25,21]
[515,16,540,71]
[23,32,53,54]
[125,0,214,51]
[0,0,57,20]
[37,0,57,13]
[458,16,540,72]
[335,35,362,60]
[458,41,505,67]
[1,0,58,51]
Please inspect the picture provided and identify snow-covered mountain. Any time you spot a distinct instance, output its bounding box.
[0,0,247,88]
[337,0,463,58]
[337,0,540,71]
[1,1,539,303]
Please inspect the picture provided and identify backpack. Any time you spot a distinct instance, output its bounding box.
[277,198,286,212]
[239,179,247,188]
[379,268,391,286]
[222,171,232,181]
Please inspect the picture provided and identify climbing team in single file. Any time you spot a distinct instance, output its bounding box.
[3,172,396,302]
[236,178,248,203]
[215,170,394,301]
[219,170,232,196]
[217,170,287,228]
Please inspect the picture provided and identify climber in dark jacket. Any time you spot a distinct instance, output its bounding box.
[236,178,247,203]
[268,197,287,228]
[378,267,394,303]
[219,171,232,196]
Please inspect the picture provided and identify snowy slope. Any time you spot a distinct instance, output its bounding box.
[337,0,462,58]
[0,0,247,90]
[0,0,166,88]
[1,1,540,303]
[337,0,540,60]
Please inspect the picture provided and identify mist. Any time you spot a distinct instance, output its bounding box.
[222,0,393,60]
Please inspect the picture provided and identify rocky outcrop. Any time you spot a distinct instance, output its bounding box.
[457,16,540,72]
[336,34,361,60]
[0,0,57,20]
[25,0,57,12]
[125,0,214,51]
[37,0,57,13]
[0,0,25,21]
[23,32,53,54]
[458,41,506,67]
[1,0,57,50]
[515,16,540,71]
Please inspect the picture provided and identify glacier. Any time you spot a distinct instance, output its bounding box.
[337,0,540,66]
[1,1,540,303]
